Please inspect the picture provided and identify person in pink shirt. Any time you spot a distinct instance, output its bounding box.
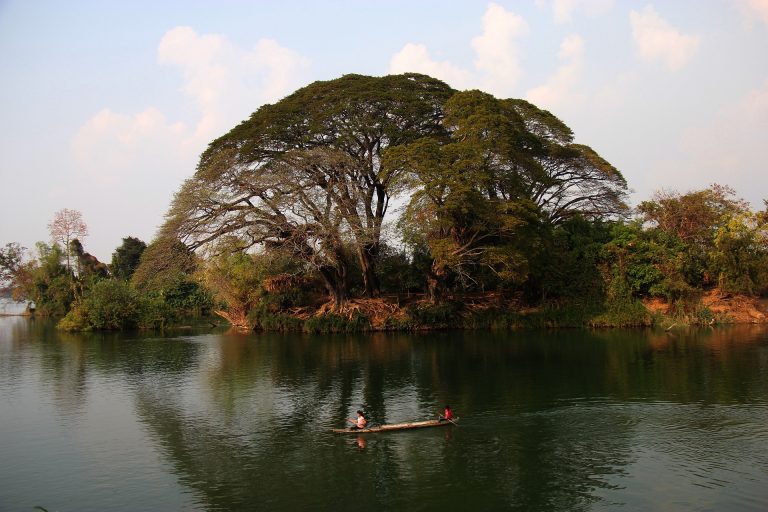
[348,410,367,429]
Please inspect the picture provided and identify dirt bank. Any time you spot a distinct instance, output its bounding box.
[644,289,768,323]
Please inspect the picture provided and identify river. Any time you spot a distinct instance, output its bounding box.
[1,317,767,511]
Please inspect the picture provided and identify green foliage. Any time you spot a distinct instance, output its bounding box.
[528,217,610,302]
[16,243,74,316]
[160,277,212,314]
[637,184,748,251]
[387,130,536,298]
[462,307,525,330]
[171,73,456,302]
[58,279,182,331]
[202,248,307,328]
[406,301,464,329]
[111,236,147,280]
[23,75,768,331]
[601,222,698,302]
[0,242,26,284]
[132,235,198,292]
[589,299,652,328]
[59,279,140,331]
[249,306,304,332]
[376,243,426,294]
[303,312,370,333]
[69,239,109,282]
[131,234,211,316]
[711,213,768,294]
[135,291,177,330]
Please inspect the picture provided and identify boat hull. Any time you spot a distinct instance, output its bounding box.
[332,418,458,434]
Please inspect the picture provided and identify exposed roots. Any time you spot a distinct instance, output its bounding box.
[314,298,406,328]
[214,309,251,332]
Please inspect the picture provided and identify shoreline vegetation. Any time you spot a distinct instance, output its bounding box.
[3,289,766,332]
[238,289,768,334]
[2,74,767,334]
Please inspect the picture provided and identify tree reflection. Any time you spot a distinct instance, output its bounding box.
[3,318,768,510]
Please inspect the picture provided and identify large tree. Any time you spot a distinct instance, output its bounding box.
[506,99,629,224]
[385,91,539,300]
[169,146,354,306]
[386,90,626,300]
[169,73,455,303]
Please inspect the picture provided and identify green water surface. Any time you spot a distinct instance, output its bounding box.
[1,317,767,511]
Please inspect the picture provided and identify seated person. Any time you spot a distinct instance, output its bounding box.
[348,410,367,429]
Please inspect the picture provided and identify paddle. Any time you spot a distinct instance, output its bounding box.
[439,414,459,427]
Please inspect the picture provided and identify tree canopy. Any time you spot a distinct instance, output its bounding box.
[163,73,628,307]
[168,73,455,304]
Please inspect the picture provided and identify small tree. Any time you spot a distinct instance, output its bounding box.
[48,208,88,272]
[637,185,749,251]
[0,242,26,286]
[14,242,74,315]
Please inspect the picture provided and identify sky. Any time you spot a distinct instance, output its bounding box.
[1,0,767,262]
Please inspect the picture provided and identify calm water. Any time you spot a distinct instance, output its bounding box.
[1,317,767,512]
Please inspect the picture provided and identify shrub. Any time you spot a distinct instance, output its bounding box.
[303,312,370,333]
[406,301,463,329]
[58,279,140,331]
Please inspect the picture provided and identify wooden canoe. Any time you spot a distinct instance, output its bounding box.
[332,418,458,434]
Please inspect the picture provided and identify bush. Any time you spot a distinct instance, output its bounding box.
[137,292,177,330]
[58,279,140,331]
[589,298,652,327]
[463,307,523,330]
[249,306,303,331]
[406,301,463,329]
[303,312,370,333]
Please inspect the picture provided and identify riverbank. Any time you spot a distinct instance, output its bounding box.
[643,289,767,325]
[244,289,768,333]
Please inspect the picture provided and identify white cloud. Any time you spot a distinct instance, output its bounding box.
[471,3,529,95]
[68,107,194,258]
[74,27,311,191]
[537,0,615,24]
[68,28,311,258]
[737,0,768,27]
[630,5,700,71]
[389,43,474,90]
[72,107,189,183]
[526,34,586,110]
[389,2,528,96]
[158,26,310,144]
[648,80,768,206]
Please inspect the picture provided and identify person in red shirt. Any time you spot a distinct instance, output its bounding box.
[439,404,454,422]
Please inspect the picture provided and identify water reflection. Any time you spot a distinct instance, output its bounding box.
[1,320,767,511]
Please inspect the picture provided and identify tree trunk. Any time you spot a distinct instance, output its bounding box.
[319,247,349,308]
[426,262,446,303]
[358,244,380,298]
[319,267,347,308]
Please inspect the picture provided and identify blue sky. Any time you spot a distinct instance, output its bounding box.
[1,0,767,261]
